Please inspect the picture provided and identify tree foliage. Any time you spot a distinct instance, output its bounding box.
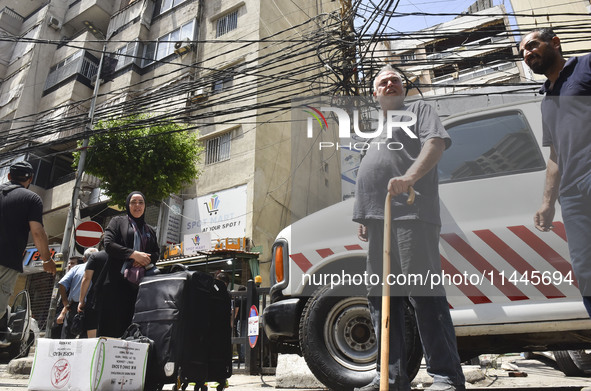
[74,114,202,207]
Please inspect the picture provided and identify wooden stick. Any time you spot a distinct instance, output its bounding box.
[406,186,416,206]
[380,187,415,390]
[380,192,392,391]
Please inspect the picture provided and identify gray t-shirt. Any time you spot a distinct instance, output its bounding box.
[353,100,450,226]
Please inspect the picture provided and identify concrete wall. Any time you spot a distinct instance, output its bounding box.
[252,0,341,283]
[511,0,591,81]
[1,0,342,286]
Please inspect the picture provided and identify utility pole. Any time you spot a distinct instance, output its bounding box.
[45,25,107,334]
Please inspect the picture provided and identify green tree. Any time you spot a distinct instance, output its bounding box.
[74,114,202,207]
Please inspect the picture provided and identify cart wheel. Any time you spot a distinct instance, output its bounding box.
[216,380,228,391]
[181,383,188,391]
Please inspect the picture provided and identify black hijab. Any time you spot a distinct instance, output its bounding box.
[125,191,151,251]
[125,191,147,226]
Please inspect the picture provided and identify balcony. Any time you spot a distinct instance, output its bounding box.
[64,0,115,36]
[431,61,517,85]
[0,7,24,35]
[43,51,99,93]
[107,0,150,39]
[1,1,44,22]
[426,34,511,62]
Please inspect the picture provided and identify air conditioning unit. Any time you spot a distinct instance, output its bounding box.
[174,39,194,56]
[48,16,61,30]
[189,88,207,104]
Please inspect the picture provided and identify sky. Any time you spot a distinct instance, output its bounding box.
[358,0,516,34]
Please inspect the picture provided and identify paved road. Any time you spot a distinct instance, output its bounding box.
[3,353,591,390]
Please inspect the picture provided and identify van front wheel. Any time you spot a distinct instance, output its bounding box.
[554,350,591,376]
[299,283,422,391]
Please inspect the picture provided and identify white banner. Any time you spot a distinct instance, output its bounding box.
[183,231,212,256]
[181,185,247,239]
[163,194,184,246]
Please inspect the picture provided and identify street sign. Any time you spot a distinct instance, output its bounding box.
[248,305,259,348]
[75,221,103,248]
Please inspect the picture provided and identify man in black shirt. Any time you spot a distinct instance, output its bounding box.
[78,250,108,338]
[0,161,56,346]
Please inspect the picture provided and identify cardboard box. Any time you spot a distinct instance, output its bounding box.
[28,338,149,391]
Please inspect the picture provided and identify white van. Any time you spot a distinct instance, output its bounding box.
[262,96,591,390]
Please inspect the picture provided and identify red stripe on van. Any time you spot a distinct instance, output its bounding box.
[441,233,529,301]
[317,248,334,258]
[440,256,492,304]
[345,244,363,251]
[508,226,578,288]
[474,229,566,299]
[290,253,313,273]
[551,221,568,242]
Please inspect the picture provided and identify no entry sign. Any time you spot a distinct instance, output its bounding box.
[75,221,103,247]
[248,305,259,348]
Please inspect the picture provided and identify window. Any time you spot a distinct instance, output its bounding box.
[438,111,545,183]
[400,52,415,64]
[142,42,156,68]
[155,0,188,16]
[53,51,83,71]
[211,64,244,94]
[205,132,232,164]
[212,73,233,94]
[142,20,195,67]
[114,42,138,70]
[216,10,238,37]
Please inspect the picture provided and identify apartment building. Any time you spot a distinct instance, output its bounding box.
[373,4,527,96]
[0,0,342,325]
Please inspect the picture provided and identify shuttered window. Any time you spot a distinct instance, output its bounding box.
[216,10,238,37]
[205,132,232,164]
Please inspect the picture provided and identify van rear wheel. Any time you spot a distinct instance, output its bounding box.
[299,284,422,390]
[554,350,591,376]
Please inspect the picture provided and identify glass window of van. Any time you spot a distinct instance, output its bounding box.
[438,111,545,183]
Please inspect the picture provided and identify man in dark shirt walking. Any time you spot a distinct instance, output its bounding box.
[519,28,591,317]
[0,161,56,346]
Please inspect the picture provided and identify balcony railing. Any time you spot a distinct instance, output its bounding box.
[0,7,24,22]
[426,34,510,61]
[431,61,516,85]
[44,52,98,91]
[0,7,24,34]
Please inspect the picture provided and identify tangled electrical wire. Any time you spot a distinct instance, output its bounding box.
[0,1,589,163]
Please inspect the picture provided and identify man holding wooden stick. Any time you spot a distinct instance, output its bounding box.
[353,65,464,391]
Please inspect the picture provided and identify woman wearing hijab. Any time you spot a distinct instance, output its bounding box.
[97,191,160,337]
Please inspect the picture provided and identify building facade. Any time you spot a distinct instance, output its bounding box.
[371,4,527,96]
[510,0,591,81]
[0,0,342,326]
